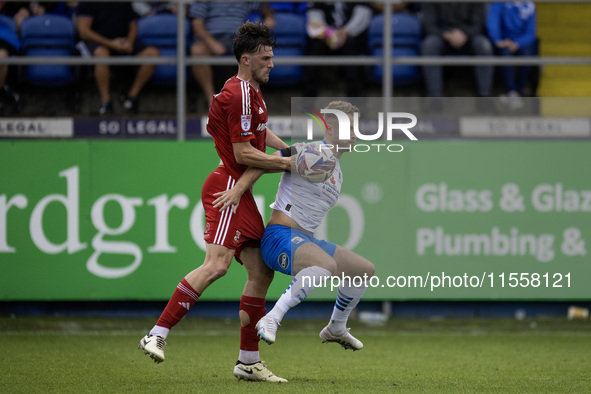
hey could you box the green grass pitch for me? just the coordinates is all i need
[1,316,590,393]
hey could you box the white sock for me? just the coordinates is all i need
[238,350,260,364]
[328,283,367,335]
[149,325,170,339]
[267,266,332,322]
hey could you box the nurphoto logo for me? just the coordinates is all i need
[304,108,418,153]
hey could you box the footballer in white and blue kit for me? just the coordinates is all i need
[254,101,375,352]
[261,140,343,275]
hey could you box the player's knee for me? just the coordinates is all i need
[202,258,230,281]
[325,260,338,276]
[365,261,376,278]
[320,256,338,275]
[209,264,228,281]
[355,257,375,278]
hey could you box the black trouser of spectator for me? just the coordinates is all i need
[303,33,367,97]
[421,33,494,97]
[498,43,537,95]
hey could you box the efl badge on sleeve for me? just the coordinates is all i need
[241,115,252,131]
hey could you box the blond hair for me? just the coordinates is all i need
[324,100,360,130]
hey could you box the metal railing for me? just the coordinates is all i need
[2,0,591,140]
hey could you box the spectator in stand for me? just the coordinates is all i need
[6,2,78,22]
[421,3,494,98]
[188,2,274,108]
[76,2,160,115]
[0,4,22,110]
[1,2,79,112]
[303,2,372,97]
[487,1,537,109]
[2,2,33,33]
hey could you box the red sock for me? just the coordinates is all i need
[156,279,200,329]
[239,295,266,351]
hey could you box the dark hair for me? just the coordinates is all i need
[233,22,276,62]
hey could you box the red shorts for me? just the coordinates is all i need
[202,166,264,263]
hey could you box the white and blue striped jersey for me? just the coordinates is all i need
[270,142,343,233]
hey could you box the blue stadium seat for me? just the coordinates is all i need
[19,15,76,87]
[268,2,307,14]
[267,13,306,87]
[368,13,422,86]
[0,14,17,32]
[137,14,190,87]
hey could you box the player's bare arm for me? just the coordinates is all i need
[233,141,290,171]
[266,128,289,151]
[214,151,287,213]
[213,168,262,213]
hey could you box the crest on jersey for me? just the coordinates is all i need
[278,253,289,270]
[241,115,252,131]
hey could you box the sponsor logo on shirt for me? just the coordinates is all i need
[278,252,290,270]
[291,236,304,244]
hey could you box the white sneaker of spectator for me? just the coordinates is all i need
[500,91,525,111]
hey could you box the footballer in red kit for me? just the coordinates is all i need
[202,76,270,259]
[139,22,291,383]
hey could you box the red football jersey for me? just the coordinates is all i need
[207,75,268,180]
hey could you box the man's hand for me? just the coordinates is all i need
[496,39,519,54]
[213,187,244,213]
[120,38,133,53]
[326,28,347,50]
[307,20,327,39]
[111,38,133,54]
